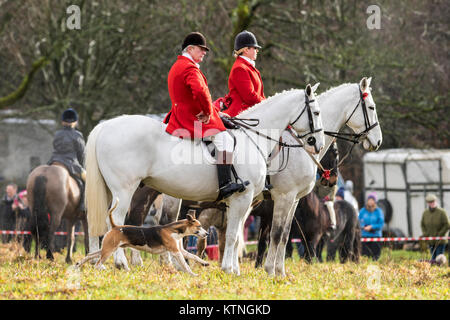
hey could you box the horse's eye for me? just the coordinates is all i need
[314,111,320,116]
[368,106,375,110]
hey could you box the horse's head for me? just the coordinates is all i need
[346,77,382,151]
[290,83,325,154]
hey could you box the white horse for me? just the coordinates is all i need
[264,77,382,276]
[140,77,382,276]
[85,83,325,274]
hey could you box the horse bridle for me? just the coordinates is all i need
[324,86,379,144]
[231,91,322,149]
[289,93,323,146]
[322,86,380,167]
[228,91,324,174]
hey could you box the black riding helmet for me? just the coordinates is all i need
[182,32,210,51]
[234,30,261,51]
[61,108,78,123]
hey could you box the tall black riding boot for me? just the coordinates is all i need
[75,177,86,213]
[216,164,247,201]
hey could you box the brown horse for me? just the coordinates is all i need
[26,163,89,263]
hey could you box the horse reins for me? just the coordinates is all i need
[322,86,379,167]
[229,92,322,174]
[324,87,379,144]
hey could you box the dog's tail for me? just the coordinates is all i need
[108,198,120,229]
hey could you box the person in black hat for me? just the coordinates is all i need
[164,32,248,201]
[218,30,265,118]
[48,108,86,211]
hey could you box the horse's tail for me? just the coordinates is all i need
[32,175,49,249]
[85,122,111,237]
[108,198,119,229]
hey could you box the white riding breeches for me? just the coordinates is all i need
[325,201,336,227]
[210,130,234,153]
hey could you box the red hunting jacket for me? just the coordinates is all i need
[165,56,226,139]
[223,56,265,117]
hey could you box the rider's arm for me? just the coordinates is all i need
[184,67,213,116]
[75,132,86,166]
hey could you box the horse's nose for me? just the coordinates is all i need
[377,140,381,147]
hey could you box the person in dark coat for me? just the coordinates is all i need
[0,183,18,243]
[47,108,86,211]
[421,194,449,264]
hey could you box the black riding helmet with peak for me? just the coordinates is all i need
[182,32,210,51]
[61,108,78,123]
[234,30,261,51]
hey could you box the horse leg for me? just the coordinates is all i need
[130,248,144,267]
[197,237,207,259]
[255,216,270,268]
[285,230,294,259]
[81,217,89,255]
[274,198,298,276]
[215,228,225,263]
[110,189,136,271]
[341,233,353,264]
[316,237,325,263]
[327,237,339,262]
[221,195,253,275]
[159,195,182,269]
[65,219,76,264]
[309,233,323,263]
[197,212,213,259]
[88,236,100,264]
[264,193,297,276]
[46,214,63,261]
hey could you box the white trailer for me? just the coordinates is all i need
[363,148,450,237]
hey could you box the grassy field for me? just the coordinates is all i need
[0,241,448,300]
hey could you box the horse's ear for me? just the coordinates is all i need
[360,77,368,92]
[311,82,320,94]
[305,84,312,97]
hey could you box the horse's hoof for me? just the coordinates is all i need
[264,267,275,276]
[221,266,234,274]
[95,264,106,271]
[130,254,143,267]
[275,269,286,277]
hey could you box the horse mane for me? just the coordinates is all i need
[236,88,303,118]
[318,83,357,101]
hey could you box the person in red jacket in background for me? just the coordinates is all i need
[217,30,265,117]
[164,32,247,200]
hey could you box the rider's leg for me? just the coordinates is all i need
[325,201,336,230]
[212,131,247,200]
[74,174,86,212]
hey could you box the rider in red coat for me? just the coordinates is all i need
[165,51,225,139]
[164,32,247,200]
[220,31,265,117]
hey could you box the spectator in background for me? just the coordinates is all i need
[420,194,449,264]
[335,187,345,201]
[1,183,18,243]
[359,192,384,261]
[12,190,32,251]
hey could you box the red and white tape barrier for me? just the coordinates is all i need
[1,230,447,247]
[0,230,84,236]
[187,236,450,250]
